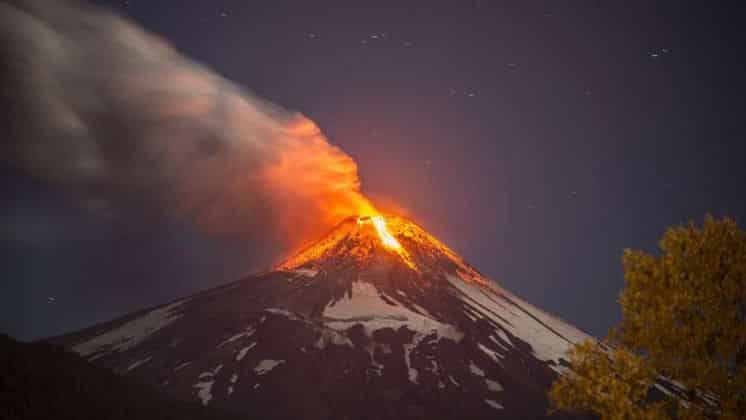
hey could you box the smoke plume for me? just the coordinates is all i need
[0,0,376,252]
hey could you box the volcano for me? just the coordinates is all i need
[54,215,593,419]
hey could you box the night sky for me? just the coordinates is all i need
[3,0,746,341]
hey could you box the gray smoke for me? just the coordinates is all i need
[0,0,374,250]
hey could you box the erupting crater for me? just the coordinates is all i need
[278,214,482,278]
[55,213,598,420]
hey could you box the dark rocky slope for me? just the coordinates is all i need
[53,216,595,419]
[0,334,242,420]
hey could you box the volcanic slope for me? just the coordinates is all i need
[55,216,594,419]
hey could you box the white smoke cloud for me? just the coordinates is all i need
[0,0,375,251]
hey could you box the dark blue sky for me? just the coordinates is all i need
[3,0,745,340]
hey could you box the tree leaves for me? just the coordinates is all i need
[550,216,746,419]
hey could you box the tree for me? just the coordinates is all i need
[550,215,746,419]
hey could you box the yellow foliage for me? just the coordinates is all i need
[550,216,746,419]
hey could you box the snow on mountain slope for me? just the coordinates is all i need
[55,216,594,420]
[72,299,189,360]
[323,281,462,342]
[446,273,586,371]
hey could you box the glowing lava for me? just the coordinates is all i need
[283,214,469,274]
[357,215,416,270]
[369,215,403,250]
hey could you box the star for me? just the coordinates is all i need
[649,48,671,60]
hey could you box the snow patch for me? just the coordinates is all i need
[217,326,256,347]
[254,359,285,375]
[236,342,256,361]
[314,329,353,349]
[323,281,462,384]
[226,374,238,396]
[477,343,503,362]
[425,357,439,375]
[265,308,302,321]
[469,361,485,377]
[291,268,318,277]
[324,281,463,341]
[125,356,152,372]
[447,274,592,371]
[367,349,384,376]
[486,379,503,392]
[485,399,503,410]
[448,375,461,386]
[404,341,419,383]
[495,329,512,346]
[408,301,434,318]
[198,364,223,379]
[193,380,215,406]
[193,365,222,407]
[463,309,478,322]
[72,299,187,359]
[174,361,191,371]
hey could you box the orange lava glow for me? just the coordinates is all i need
[258,116,379,250]
[357,215,417,270]
[253,117,413,265]
[279,214,488,282]
[361,215,402,250]
[257,117,419,272]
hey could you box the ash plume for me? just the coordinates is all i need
[0,0,375,250]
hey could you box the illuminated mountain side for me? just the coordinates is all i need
[280,215,488,284]
[55,215,594,420]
